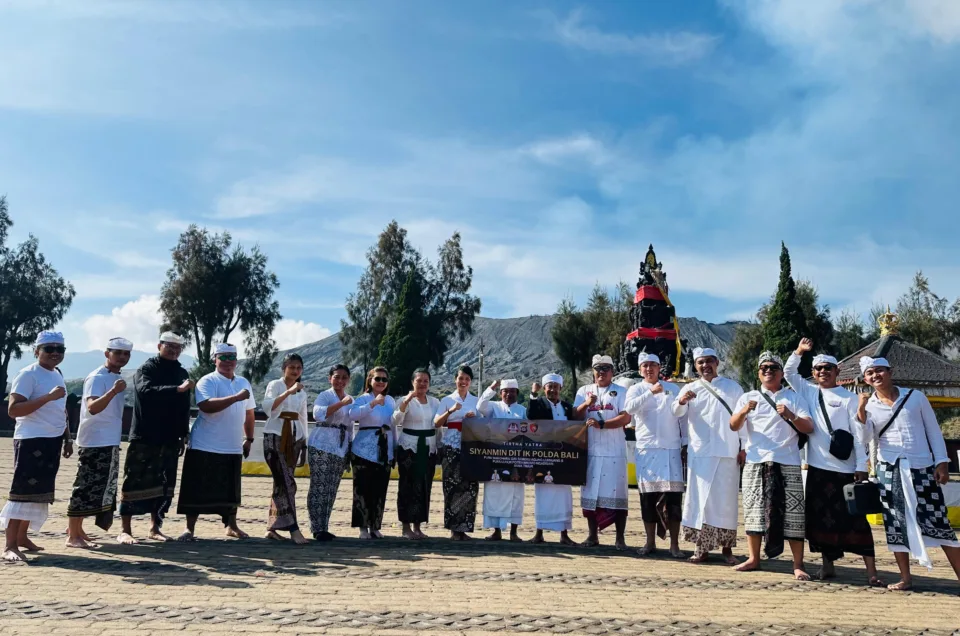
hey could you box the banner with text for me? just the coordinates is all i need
[461,417,588,485]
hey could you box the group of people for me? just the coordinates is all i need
[1,331,959,593]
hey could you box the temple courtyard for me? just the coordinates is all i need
[0,438,958,636]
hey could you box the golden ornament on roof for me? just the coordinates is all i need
[878,307,900,336]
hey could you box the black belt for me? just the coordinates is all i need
[318,421,348,447]
[402,429,436,480]
[359,425,390,465]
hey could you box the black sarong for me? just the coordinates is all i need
[67,445,120,530]
[441,446,477,533]
[176,449,242,524]
[805,465,875,560]
[397,446,436,524]
[640,492,683,540]
[118,440,180,524]
[9,436,63,503]
[351,455,390,529]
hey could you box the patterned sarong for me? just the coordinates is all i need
[176,449,242,524]
[441,446,478,533]
[264,433,303,532]
[351,455,390,530]
[67,445,120,530]
[8,436,63,503]
[118,441,180,525]
[742,461,804,558]
[397,446,436,524]
[805,465,875,560]
[307,448,346,535]
[877,459,959,568]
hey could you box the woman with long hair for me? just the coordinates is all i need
[261,353,309,544]
[434,365,479,540]
[392,368,440,540]
[347,367,395,539]
[308,364,353,541]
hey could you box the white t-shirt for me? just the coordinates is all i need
[735,387,811,466]
[189,371,257,455]
[574,383,628,457]
[76,366,126,448]
[10,362,67,439]
[262,379,308,441]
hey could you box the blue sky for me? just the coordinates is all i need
[2,0,959,355]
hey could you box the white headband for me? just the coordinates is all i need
[859,356,890,374]
[693,347,718,361]
[35,331,65,347]
[591,354,614,368]
[500,379,519,391]
[542,373,563,387]
[758,351,783,368]
[107,337,133,352]
[638,353,661,366]
[213,343,238,358]
[812,354,838,367]
[159,331,184,345]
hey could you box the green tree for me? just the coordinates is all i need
[728,322,764,389]
[895,271,956,354]
[0,196,76,391]
[762,242,807,362]
[551,298,595,395]
[159,225,280,383]
[832,308,869,359]
[375,270,430,396]
[421,232,483,368]
[583,281,632,367]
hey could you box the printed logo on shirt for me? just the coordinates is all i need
[587,404,615,412]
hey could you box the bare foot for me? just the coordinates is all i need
[668,547,684,559]
[116,532,139,545]
[815,565,836,581]
[291,530,309,545]
[148,529,172,542]
[359,529,371,540]
[509,532,524,543]
[722,548,738,565]
[20,538,43,552]
[265,530,288,541]
[176,531,196,542]
[485,530,502,541]
[887,579,912,591]
[794,568,811,581]
[580,537,600,548]
[615,538,629,551]
[372,530,384,539]
[401,529,418,540]
[2,548,28,563]
[636,545,656,556]
[734,559,761,572]
[530,531,545,544]
[689,553,709,564]
[559,533,576,546]
[65,536,99,549]
[415,530,429,540]
[225,527,249,539]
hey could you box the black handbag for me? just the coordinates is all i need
[818,390,853,461]
[759,391,807,450]
[841,389,914,516]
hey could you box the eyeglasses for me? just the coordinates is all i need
[813,365,836,372]
[373,376,389,383]
[160,342,182,350]
[217,354,238,361]
[41,345,66,354]
[594,365,613,373]
[759,365,781,372]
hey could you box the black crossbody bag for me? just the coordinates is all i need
[818,390,854,461]
[758,391,807,450]
[842,389,914,516]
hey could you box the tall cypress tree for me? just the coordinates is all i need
[762,242,807,370]
[375,270,430,396]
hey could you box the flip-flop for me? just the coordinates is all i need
[636,546,656,556]
[868,576,886,588]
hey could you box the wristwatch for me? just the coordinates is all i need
[245,437,254,443]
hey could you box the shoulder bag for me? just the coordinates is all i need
[758,390,807,450]
[818,390,853,461]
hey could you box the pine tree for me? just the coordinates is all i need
[375,270,430,396]
[762,242,807,368]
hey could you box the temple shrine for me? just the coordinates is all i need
[618,245,688,379]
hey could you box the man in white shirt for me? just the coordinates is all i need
[574,355,631,550]
[785,339,881,585]
[65,337,133,549]
[731,351,814,580]
[1,331,71,563]
[859,356,960,591]
[527,373,576,546]
[176,343,256,541]
[477,378,526,541]
[626,353,685,558]
[672,347,744,564]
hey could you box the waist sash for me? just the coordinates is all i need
[277,411,301,465]
[358,425,390,465]
[446,421,463,431]
[402,428,436,480]
[318,421,348,447]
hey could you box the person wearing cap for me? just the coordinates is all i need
[625,353,685,558]
[176,343,256,541]
[731,351,814,580]
[785,339,881,585]
[477,378,527,541]
[527,373,575,545]
[574,355,631,550]
[117,331,194,544]
[1,331,71,562]
[434,364,480,541]
[858,356,960,591]
[65,337,133,549]
[672,347,744,564]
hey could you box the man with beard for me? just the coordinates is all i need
[527,373,575,545]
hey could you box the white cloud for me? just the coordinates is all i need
[520,134,610,167]
[549,8,719,64]
[271,319,333,351]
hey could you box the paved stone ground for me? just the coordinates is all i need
[1,439,958,635]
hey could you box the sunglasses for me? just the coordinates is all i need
[217,354,238,361]
[594,365,613,373]
[759,365,781,372]
[373,376,389,383]
[813,365,836,372]
[41,345,66,354]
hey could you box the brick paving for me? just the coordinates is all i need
[1,438,958,635]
